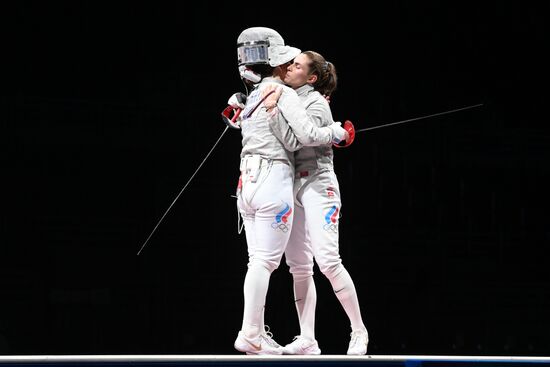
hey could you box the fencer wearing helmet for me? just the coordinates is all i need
[266,51,369,355]
[232,27,348,355]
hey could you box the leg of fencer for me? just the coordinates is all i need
[285,203,316,340]
[324,264,367,333]
[241,262,272,338]
[302,174,367,333]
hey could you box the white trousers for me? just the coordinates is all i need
[237,158,295,272]
[284,169,367,337]
[285,169,342,276]
[236,157,295,336]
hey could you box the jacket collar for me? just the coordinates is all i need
[295,83,314,96]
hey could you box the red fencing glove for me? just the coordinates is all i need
[333,120,355,148]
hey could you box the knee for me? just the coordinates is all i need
[320,262,344,281]
[288,265,314,282]
[249,258,279,274]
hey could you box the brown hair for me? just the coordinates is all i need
[303,51,338,96]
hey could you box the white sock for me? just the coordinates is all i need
[293,274,317,340]
[241,263,271,338]
[328,266,367,332]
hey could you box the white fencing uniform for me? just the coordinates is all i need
[280,84,368,344]
[281,84,342,275]
[237,77,342,339]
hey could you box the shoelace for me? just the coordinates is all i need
[263,325,274,338]
[262,325,279,347]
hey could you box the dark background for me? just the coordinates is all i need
[3,0,550,356]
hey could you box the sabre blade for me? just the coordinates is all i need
[355,103,484,133]
[137,126,230,256]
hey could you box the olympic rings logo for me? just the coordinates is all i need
[323,223,338,233]
[271,222,290,232]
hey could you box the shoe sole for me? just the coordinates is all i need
[235,343,283,355]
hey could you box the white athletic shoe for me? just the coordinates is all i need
[234,331,283,355]
[262,325,281,348]
[282,335,321,355]
[347,329,369,355]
